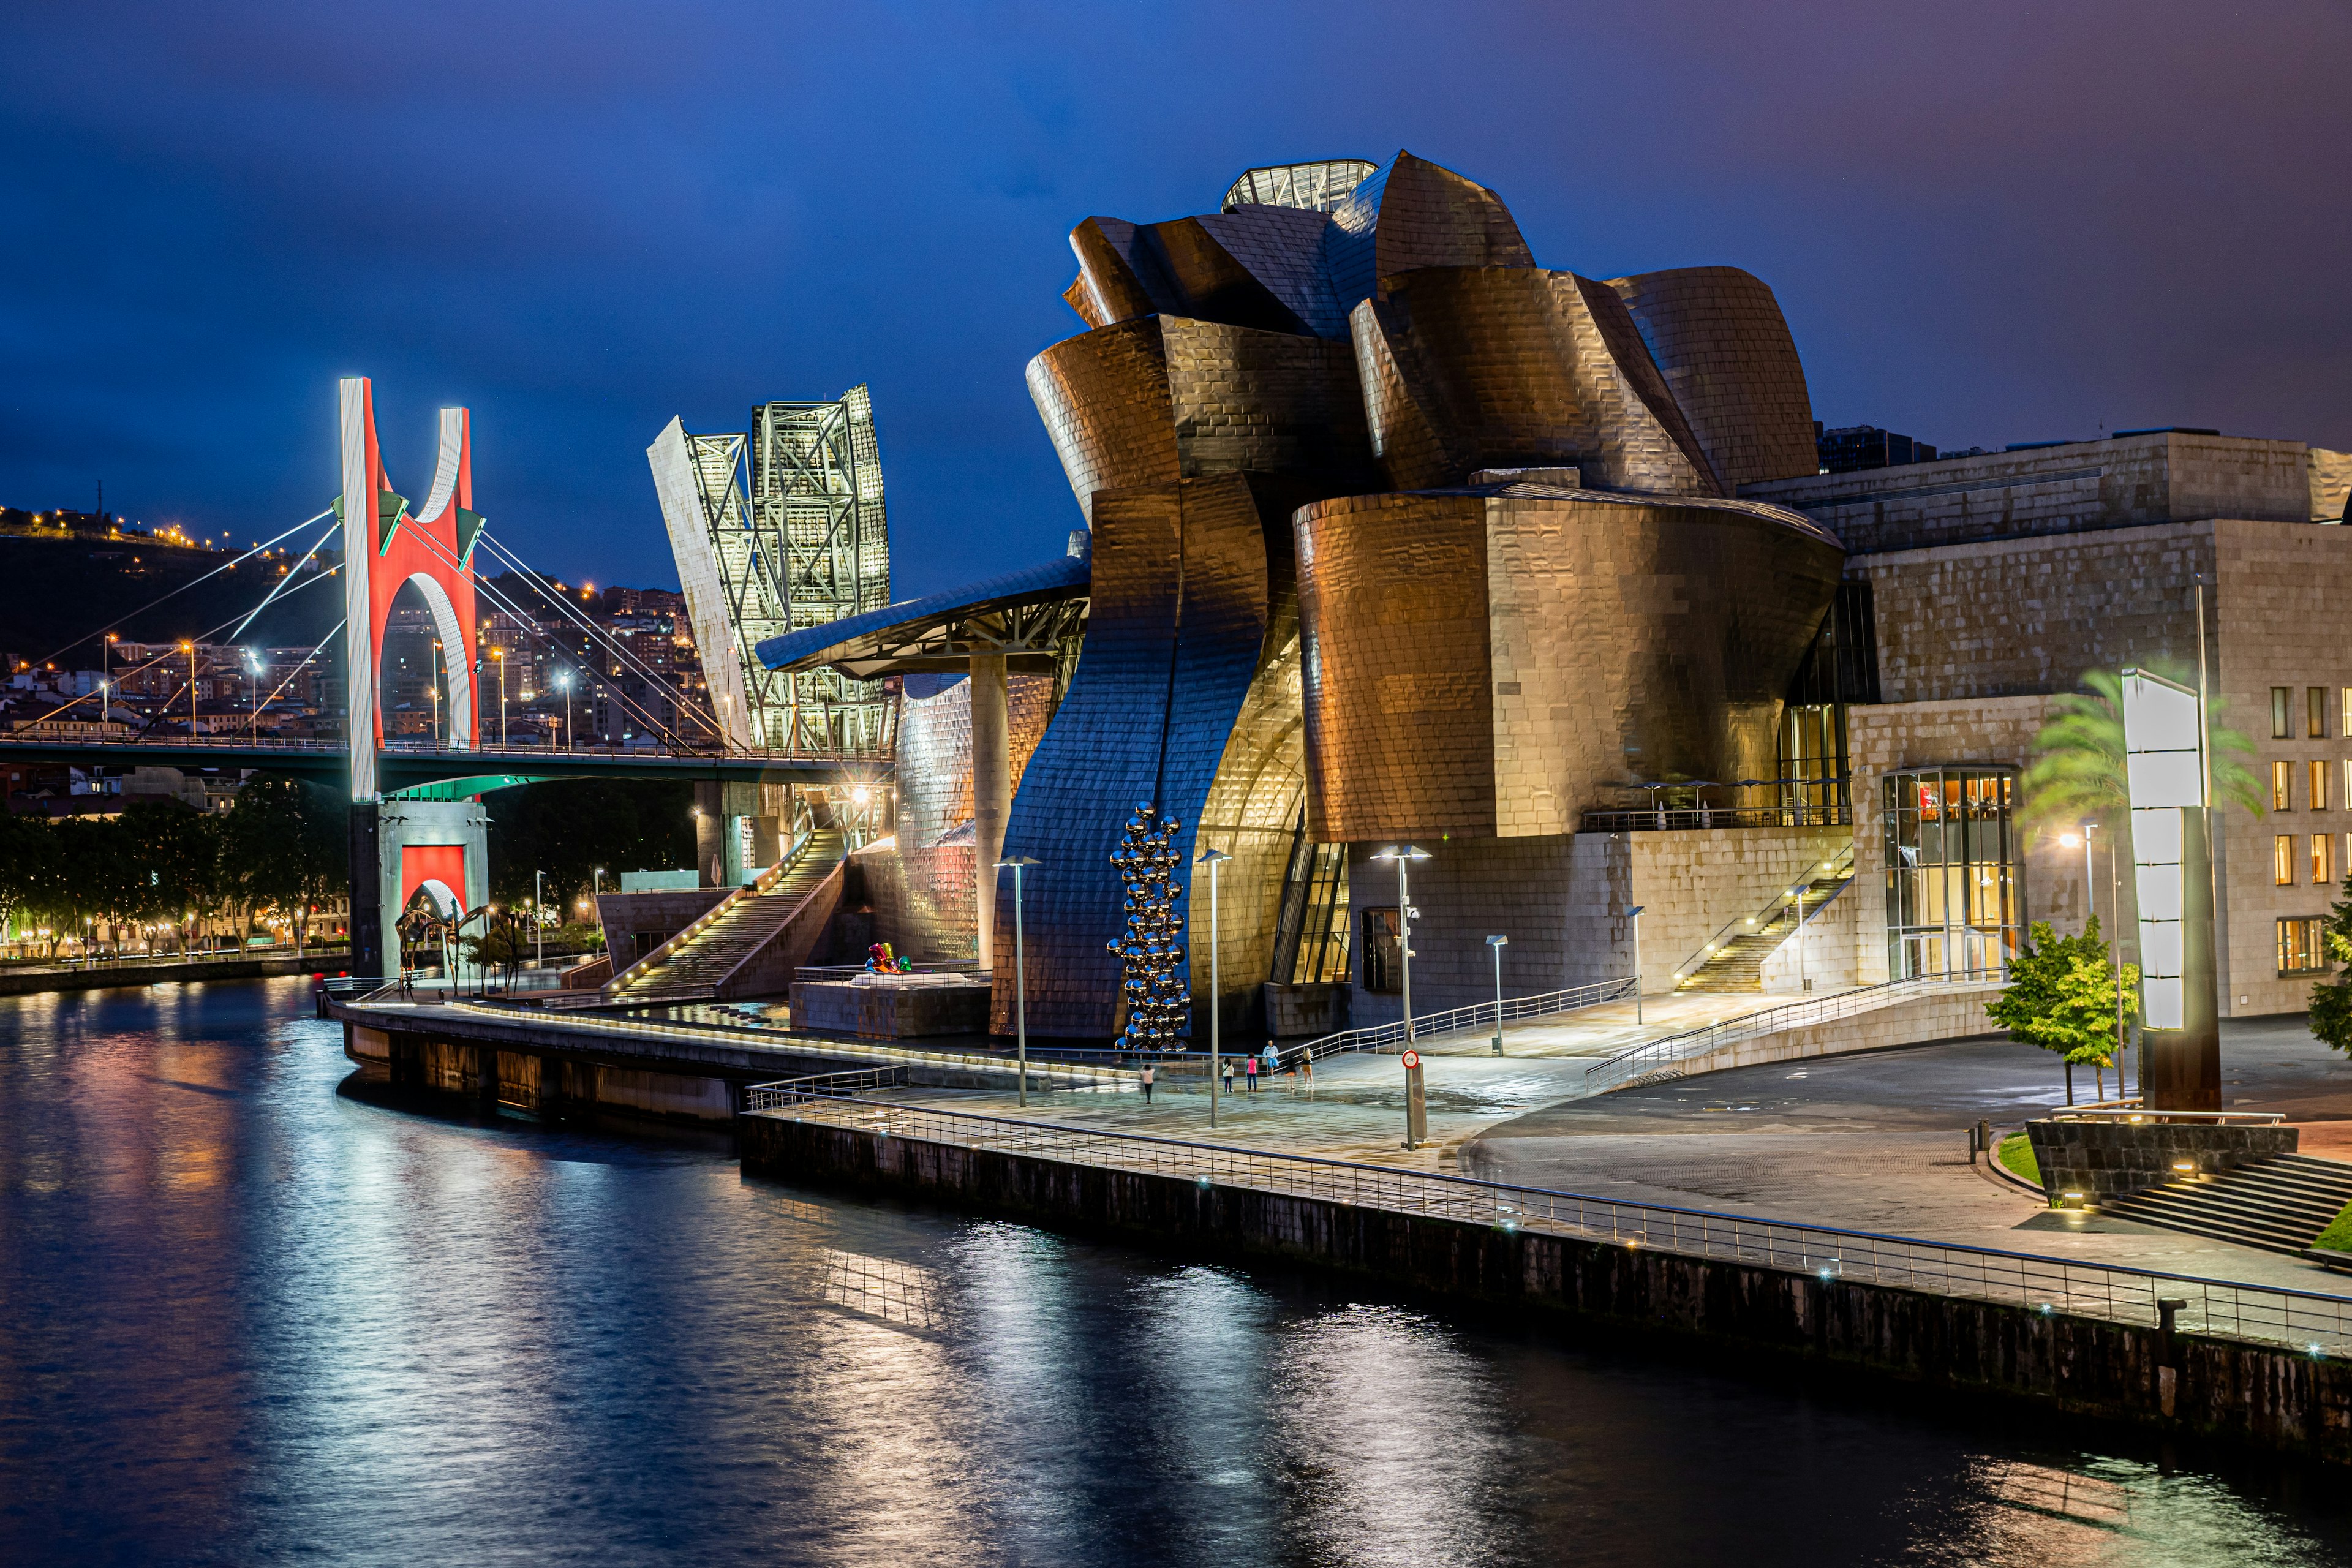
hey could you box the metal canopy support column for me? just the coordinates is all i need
[971,652,1011,970]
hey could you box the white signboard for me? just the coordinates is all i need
[2121,669,2204,1030]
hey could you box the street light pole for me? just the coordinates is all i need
[181,641,196,734]
[1486,933,1509,1054]
[1626,905,1647,1025]
[1370,846,1430,1046]
[997,856,1039,1107]
[534,869,545,973]
[492,646,507,747]
[1198,846,1231,1128]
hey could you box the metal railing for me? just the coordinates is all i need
[1672,845,1855,984]
[1286,976,1640,1065]
[1581,970,2004,1095]
[0,729,886,764]
[606,825,822,995]
[1580,804,1852,832]
[755,1089,2352,1353]
[2054,1108,2289,1126]
[744,1065,910,1111]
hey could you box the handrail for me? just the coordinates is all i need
[605,826,820,995]
[0,731,891,764]
[744,1065,909,1111]
[1285,976,1639,1066]
[1581,970,2004,1094]
[1672,844,1855,984]
[754,1089,2352,1352]
[796,963,992,982]
[2055,1108,2288,1126]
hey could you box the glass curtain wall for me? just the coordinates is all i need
[1884,767,2023,979]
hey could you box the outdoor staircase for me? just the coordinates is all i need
[605,829,846,1005]
[1675,850,1856,994]
[2097,1154,2352,1255]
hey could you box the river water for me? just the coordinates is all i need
[4,978,2352,1566]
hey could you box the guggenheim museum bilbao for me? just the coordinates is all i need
[755,149,2352,1046]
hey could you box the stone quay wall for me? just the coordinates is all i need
[740,1111,2352,1464]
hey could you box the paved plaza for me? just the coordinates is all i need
[888,1010,2352,1298]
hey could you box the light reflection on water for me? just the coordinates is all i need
[1,978,2350,1566]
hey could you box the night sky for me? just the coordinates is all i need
[4,2,2347,602]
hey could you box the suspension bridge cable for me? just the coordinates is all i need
[396,522,728,752]
[467,530,735,741]
[23,510,331,671]
[226,516,341,643]
[249,618,346,731]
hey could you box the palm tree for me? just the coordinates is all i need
[2020,668,2263,839]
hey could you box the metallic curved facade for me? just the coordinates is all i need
[1607,266,1819,489]
[842,145,1857,1039]
[1296,485,1845,843]
[1352,268,1721,494]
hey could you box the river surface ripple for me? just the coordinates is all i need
[3,978,2352,1566]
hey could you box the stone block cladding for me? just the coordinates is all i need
[2026,1120,2300,1202]
[1346,824,1849,1023]
[1746,432,2316,556]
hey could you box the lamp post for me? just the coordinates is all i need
[1198,846,1231,1127]
[245,649,261,740]
[429,639,442,744]
[1626,905,1647,1025]
[181,641,196,734]
[558,669,573,753]
[1486,933,1509,1054]
[533,869,545,974]
[997,856,1039,1107]
[1370,845,1430,1046]
[491,646,507,747]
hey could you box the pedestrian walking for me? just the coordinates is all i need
[1262,1043,1280,1084]
[1221,1059,1235,1098]
[1140,1061,1155,1105]
[1245,1054,1258,1093]
[1301,1053,1314,1096]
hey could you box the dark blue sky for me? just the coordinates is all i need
[4,1,2347,601]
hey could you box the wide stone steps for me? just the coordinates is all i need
[611,832,846,1001]
[1676,872,1850,995]
[2098,1154,2352,1254]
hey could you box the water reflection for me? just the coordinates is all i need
[1,978,2350,1566]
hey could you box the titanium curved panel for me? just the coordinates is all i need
[1027,318,1182,522]
[1327,150,1534,311]
[1296,487,1843,842]
[990,473,1274,1038]
[1349,269,1718,494]
[1191,206,1348,339]
[1608,266,1819,489]
[1161,318,1373,488]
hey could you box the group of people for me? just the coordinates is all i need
[1136,1043,1311,1105]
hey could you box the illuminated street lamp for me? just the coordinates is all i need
[1486,933,1509,1054]
[557,668,574,753]
[1369,845,1430,1046]
[1197,846,1231,1128]
[491,645,507,747]
[997,855,1039,1106]
[179,641,196,734]
[244,648,262,740]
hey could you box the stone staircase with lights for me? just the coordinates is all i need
[2097,1153,2352,1255]
[1674,849,1856,994]
[604,830,847,1005]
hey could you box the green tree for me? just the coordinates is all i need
[2021,667,2263,837]
[121,800,221,954]
[0,812,58,951]
[2309,870,2352,1053]
[222,775,347,954]
[1987,916,2143,1099]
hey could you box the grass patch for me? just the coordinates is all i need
[2314,1201,2352,1254]
[1996,1132,2041,1187]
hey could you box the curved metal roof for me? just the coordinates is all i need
[754,545,1090,679]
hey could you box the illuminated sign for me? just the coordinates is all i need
[2121,669,2204,1029]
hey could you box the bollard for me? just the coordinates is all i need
[1401,1050,1428,1150]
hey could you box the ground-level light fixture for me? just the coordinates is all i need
[1485,933,1509,1054]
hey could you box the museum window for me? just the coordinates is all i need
[1882,767,2022,980]
[2278,916,2328,977]
[1284,843,1352,986]
[1360,907,1401,993]
[2277,835,2296,885]
[2313,687,2332,739]
[2342,688,2351,740]
[2273,760,2293,810]
[2316,761,2332,811]
[2318,834,2335,886]
[2274,687,2294,739]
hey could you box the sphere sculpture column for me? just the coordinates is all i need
[1107,804,1191,1051]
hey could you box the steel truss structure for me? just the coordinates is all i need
[649,386,893,756]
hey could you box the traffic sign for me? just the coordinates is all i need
[1401,1049,1420,1070]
